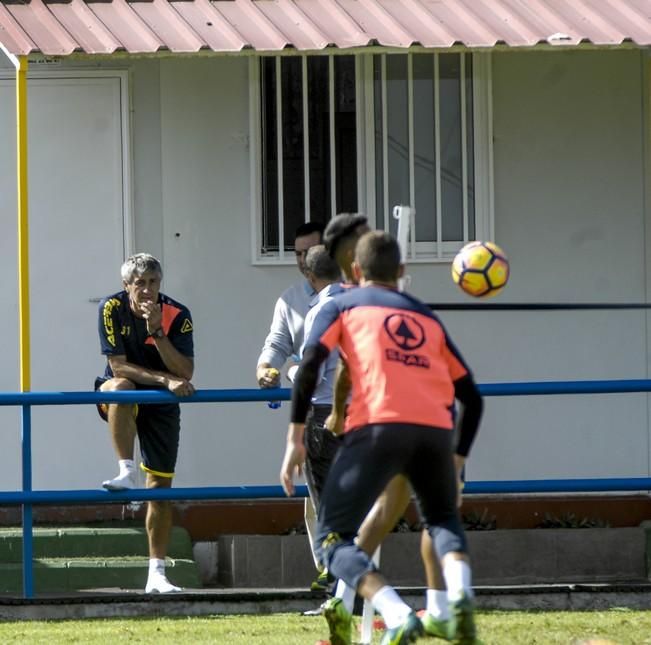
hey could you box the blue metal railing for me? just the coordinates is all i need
[3,380,651,598]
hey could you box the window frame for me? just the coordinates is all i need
[249,51,494,265]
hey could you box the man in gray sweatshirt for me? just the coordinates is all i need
[256,221,324,387]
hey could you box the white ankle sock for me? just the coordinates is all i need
[118,459,135,477]
[443,559,473,602]
[149,558,166,577]
[371,585,412,629]
[335,580,356,614]
[426,589,450,619]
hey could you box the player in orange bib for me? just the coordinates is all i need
[281,231,483,644]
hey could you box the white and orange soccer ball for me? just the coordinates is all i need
[451,241,510,298]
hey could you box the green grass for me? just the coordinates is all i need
[0,610,650,644]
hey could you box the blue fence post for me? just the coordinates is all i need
[21,404,33,599]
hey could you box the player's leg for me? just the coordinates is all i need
[304,406,335,591]
[307,405,343,594]
[304,497,321,570]
[97,377,138,490]
[408,425,477,644]
[144,472,180,593]
[356,474,449,637]
[354,475,412,641]
[357,571,424,645]
[420,529,451,638]
[357,475,410,554]
[317,425,422,645]
[303,438,322,577]
[139,404,182,593]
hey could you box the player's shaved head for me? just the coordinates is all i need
[323,213,370,281]
[334,235,360,273]
[355,231,401,283]
[328,218,370,280]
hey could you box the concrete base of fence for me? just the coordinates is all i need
[3,584,651,620]
[193,527,650,588]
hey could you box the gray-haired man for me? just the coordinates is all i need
[298,245,346,576]
[95,252,195,593]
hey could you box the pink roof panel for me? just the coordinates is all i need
[171,0,247,52]
[87,0,163,53]
[6,0,79,55]
[0,3,36,56]
[0,0,649,57]
[48,0,121,55]
[212,0,290,51]
[130,0,203,52]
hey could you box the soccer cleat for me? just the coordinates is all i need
[302,602,326,616]
[447,594,478,644]
[145,572,182,594]
[419,611,450,640]
[322,597,353,645]
[379,611,424,645]
[102,471,136,491]
[310,568,331,592]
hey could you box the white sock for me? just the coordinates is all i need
[118,459,135,477]
[443,559,473,602]
[371,585,412,629]
[335,579,356,614]
[149,558,166,577]
[426,589,450,620]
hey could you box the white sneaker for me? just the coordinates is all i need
[102,471,137,491]
[145,572,182,594]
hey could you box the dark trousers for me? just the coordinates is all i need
[316,423,467,590]
[304,404,342,511]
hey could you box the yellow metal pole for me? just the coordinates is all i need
[16,56,30,392]
[9,51,35,599]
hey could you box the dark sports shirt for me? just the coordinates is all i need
[292,285,482,455]
[98,291,194,384]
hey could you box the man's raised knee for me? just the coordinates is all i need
[101,377,136,392]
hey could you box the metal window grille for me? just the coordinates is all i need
[371,52,479,259]
[255,55,357,260]
[252,52,492,263]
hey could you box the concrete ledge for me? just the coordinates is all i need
[470,527,647,585]
[2,584,651,620]
[215,535,313,587]
[205,527,649,588]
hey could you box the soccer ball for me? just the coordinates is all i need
[451,241,510,297]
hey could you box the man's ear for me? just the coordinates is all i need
[352,262,363,283]
[398,263,405,279]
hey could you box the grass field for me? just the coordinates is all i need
[0,610,650,644]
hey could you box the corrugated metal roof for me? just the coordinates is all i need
[0,0,649,57]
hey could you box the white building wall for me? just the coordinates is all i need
[0,48,648,490]
[454,49,650,481]
[156,57,294,486]
[154,50,650,486]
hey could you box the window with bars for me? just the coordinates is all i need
[251,52,492,263]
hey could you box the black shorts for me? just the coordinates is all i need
[317,422,460,548]
[94,377,180,477]
[304,405,342,510]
